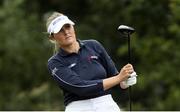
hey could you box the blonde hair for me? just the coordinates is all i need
[46,12,63,54]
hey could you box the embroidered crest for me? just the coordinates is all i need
[52,67,58,76]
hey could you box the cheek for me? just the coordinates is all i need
[52,36,62,44]
[71,29,76,38]
[56,37,64,44]
[54,34,63,40]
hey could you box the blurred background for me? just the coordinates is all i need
[0,0,180,111]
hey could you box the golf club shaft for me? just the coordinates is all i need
[128,33,132,111]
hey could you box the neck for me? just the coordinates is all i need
[62,41,80,53]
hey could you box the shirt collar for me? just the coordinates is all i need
[58,39,85,57]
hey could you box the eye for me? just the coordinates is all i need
[59,28,63,32]
[59,24,72,33]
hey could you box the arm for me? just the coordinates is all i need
[48,60,132,96]
[103,63,133,90]
[48,60,104,97]
[103,75,121,90]
[89,40,133,90]
[92,40,118,77]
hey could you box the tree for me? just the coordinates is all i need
[0,0,180,110]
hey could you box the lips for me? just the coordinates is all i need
[65,36,71,38]
[64,35,73,40]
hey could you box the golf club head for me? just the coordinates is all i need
[118,25,135,35]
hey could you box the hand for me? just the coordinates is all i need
[117,63,134,81]
[120,72,137,89]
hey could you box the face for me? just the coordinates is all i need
[52,24,76,47]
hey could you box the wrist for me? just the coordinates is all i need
[116,73,123,82]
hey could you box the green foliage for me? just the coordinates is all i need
[0,0,179,111]
[0,0,64,110]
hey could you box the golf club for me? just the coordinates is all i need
[118,25,135,111]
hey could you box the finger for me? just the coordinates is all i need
[128,70,134,74]
[125,70,129,74]
[125,64,133,68]
[127,67,134,72]
[130,72,137,77]
[126,68,134,72]
[127,63,132,67]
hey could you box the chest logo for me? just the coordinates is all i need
[88,55,98,61]
[90,55,98,59]
[68,63,76,68]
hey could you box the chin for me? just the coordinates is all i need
[64,39,75,46]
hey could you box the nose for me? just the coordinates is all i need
[61,27,69,35]
[64,29,69,34]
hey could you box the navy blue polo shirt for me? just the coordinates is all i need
[47,39,118,106]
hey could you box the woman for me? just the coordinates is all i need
[46,12,137,112]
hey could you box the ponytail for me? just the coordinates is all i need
[45,12,63,54]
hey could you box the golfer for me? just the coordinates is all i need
[46,12,137,112]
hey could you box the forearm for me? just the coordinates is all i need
[103,63,134,90]
[103,75,122,91]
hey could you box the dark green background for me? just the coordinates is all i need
[0,0,179,111]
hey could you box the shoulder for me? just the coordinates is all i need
[47,53,61,66]
[48,54,58,62]
[81,39,103,48]
[80,39,105,54]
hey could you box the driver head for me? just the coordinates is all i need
[118,25,135,35]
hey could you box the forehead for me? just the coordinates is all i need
[61,24,72,30]
[58,24,73,33]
